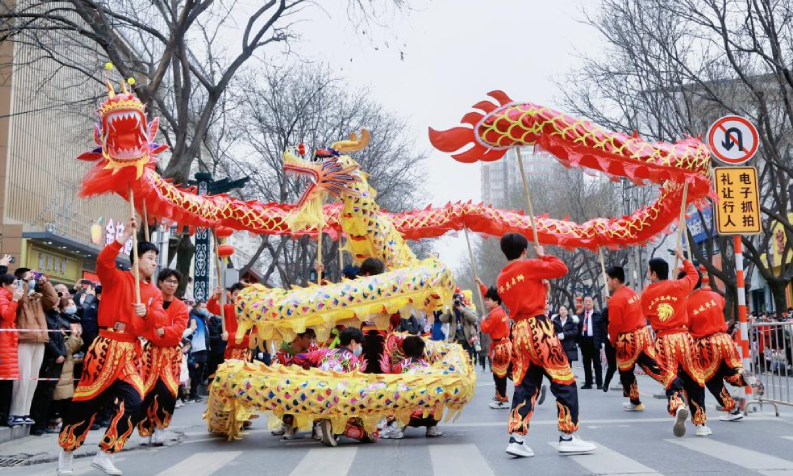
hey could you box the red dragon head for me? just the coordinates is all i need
[283,130,367,208]
[77,80,168,179]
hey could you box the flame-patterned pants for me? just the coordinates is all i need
[508,316,578,436]
[695,332,747,413]
[654,331,707,425]
[59,333,144,454]
[615,327,684,407]
[138,344,182,436]
[492,337,511,401]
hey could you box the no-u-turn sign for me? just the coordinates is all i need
[707,116,759,165]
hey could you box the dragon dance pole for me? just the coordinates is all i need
[338,237,344,278]
[464,228,485,313]
[317,230,323,285]
[515,149,541,250]
[598,248,610,299]
[672,182,690,273]
[142,200,150,242]
[213,231,227,335]
[128,188,141,305]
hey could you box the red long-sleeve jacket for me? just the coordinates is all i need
[479,283,510,341]
[0,288,19,379]
[96,241,166,338]
[497,255,567,321]
[640,259,698,335]
[207,294,250,350]
[607,285,645,343]
[687,289,727,339]
[146,297,189,347]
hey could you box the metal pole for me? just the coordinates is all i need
[213,231,226,334]
[734,235,752,399]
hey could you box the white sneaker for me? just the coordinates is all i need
[426,426,443,437]
[622,402,645,412]
[696,424,713,436]
[91,451,122,475]
[673,406,689,437]
[271,424,286,436]
[719,410,743,422]
[380,423,404,440]
[57,450,73,476]
[282,424,298,440]
[558,434,597,455]
[506,436,534,457]
[488,400,510,410]
[152,428,165,446]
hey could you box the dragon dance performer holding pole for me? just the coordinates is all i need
[475,277,512,410]
[137,268,189,446]
[640,248,709,438]
[684,267,757,422]
[604,266,689,427]
[208,283,252,361]
[498,233,596,458]
[57,217,166,476]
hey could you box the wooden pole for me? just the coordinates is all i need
[316,230,323,284]
[516,148,541,250]
[142,200,150,242]
[672,182,690,274]
[598,248,610,298]
[338,236,344,278]
[129,188,140,304]
[464,228,485,313]
[213,231,226,334]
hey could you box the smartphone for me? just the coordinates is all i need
[13,279,22,289]
[7,256,14,264]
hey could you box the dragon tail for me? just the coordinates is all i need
[428,90,514,163]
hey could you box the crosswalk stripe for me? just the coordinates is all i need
[667,439,793,476]
[782,436,793,442]
[155,450,241,476]
[429,444,495,476]
[451,415,779,428]
[289,447,357,476]
[547,441,662,475]
[22,455,127,476]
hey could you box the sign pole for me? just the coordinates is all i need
[734,235,753,400]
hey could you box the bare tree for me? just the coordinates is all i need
[564,0,793,315]
[223,63,427,286]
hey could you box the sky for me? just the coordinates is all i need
[284,0,603,268]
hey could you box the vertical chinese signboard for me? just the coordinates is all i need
[713,167,761,235]
[193,177,210,302]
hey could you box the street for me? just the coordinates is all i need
[2,365,792,476]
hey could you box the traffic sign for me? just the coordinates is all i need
[713,166,761,235]
[707,115,759,165]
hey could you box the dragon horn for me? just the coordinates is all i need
[120,80,128,95]
[332,129,370,153]
[105,80,116,99]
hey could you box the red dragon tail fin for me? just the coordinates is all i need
[428,90,513,163]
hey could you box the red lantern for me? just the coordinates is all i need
[216,227,233,238]
[297,143,306,155]
[218,244,235,258]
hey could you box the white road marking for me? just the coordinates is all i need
[429,444,495,476]
[289,447,357,476]
[22,456,127,476]
[668,439,793,476]
[547,441,662,476]
[450,415,778,427]
[155,450,241,476]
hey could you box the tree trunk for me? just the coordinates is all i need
[174,232,195,298]
[768,280,789,314]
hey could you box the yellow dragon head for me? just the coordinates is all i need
[283,130,368,209]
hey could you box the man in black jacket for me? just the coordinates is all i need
[578,295,605,389]
[206,312,226,379]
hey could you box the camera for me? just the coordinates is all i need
[32,271,44,281]
[452,293,464,307]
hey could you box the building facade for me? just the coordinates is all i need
[480,147,557,207]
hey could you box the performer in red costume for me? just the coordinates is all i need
[640,249,709,438]
[605,266,687,419]
[497,233,596,459]
[685,268,756,422]
[208,283,251,361]
[475,277,512,410]
[138,268,189,446]
[57,218,166,476]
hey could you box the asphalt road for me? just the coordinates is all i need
[4,365,793,476]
